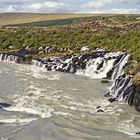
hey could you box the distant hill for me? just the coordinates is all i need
[0,13,113,26]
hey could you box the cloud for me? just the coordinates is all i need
[136,0,140,4]
[83,0,114,9]
[0,0,139,13]
[29,1,66,10]
[83,0,132,9]
[89,8,140,14]
[0,0,70,13]
[0,5,15,12]
[27,1,71,13]
[107,8,140,14]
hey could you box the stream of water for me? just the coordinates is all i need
[0,61,140,140]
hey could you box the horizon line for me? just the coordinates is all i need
[0,12,140,15]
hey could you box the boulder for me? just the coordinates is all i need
[133,85,140,112]
[80,46,90,52]
[0,102,11,109]
[133,72,140,85]
[136,132,140,135]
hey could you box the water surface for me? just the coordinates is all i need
[0,62,139,140]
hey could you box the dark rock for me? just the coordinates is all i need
[133,85,140,112]
[72,57,79,63]
[104,92,111,97]
[62,63,67,68]
[108,98,116,103]
[97,109,104,112]
[0,102,11,109]
[136,132,140,135]
[96,60,104,70]
[106,69,114,79]
[96,106,101,109]
[47,66,52,71]
[113,54,124,66]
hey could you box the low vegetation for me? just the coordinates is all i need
[0,14,140,83]
[0,15,140,60]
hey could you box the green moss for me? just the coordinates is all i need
[133,73,140,85]
[101,79,109,83]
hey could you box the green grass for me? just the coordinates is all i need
[0,14,140,61]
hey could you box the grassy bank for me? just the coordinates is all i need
[0,14,140,61]
[0,16,139,59]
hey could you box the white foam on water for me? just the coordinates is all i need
[0,117,37,124]
[3,84,57,121]
[54,111,70,116]
[116,118,140,136]
[31,59,45,68]
[5,106,54,119]
[47,74,62,81]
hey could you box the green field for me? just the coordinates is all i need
[0,14,139,59]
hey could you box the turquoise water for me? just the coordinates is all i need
[13,18,74,27]
[6,16,96,27]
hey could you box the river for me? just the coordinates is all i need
[0,61,140,140]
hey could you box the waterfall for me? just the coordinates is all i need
[29,52,130,81]
[0,54,19,62]
[76,57,115,79]
[0,51,138,112]
[111,54,131,79]
[31,59,46,69]
[0,52,130,80]
[76,52,129,79]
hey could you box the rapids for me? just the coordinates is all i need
[0,61,140,140]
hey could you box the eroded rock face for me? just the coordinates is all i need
[133,72,140,85]
[133,85,140,112]
[106,72,140,113]
[106,74,134,102]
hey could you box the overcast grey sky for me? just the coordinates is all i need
[0,0,140,13]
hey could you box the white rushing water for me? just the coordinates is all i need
[76,52,130,79]
[29,51,130,80]
[0,62,139,140]
[0,54,18,62]
[0,52,139,140]
[111,54,131,79]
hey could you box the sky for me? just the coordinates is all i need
[0,0,140,14]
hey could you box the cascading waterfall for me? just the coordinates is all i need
[0,54,19,62]
[30,52,130,80]
[75,52,130,79]
[106,74,134,102]
[111,54,131,80]
[1,51,138,111]
[31,59,45,68]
